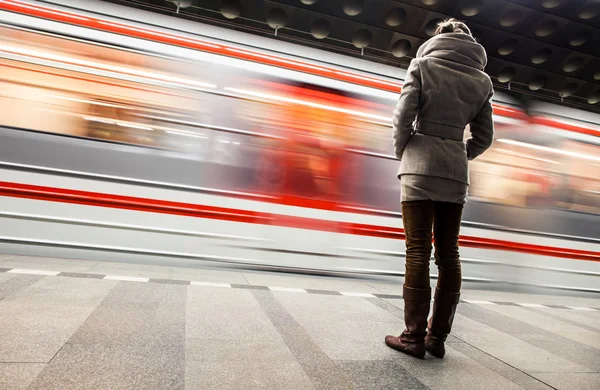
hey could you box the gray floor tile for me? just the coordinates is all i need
[58,272,105,279]
[172,267,248,284]
[395,346,526,390]
[0,363,46,390]
[298,319,403,361]
[452,313,593,373]
[231,284,269,290]
[148,278,190,285]
[336,360,428,390]
[186,286,280,341]
[458,301,600,372]
[459,303,545,334]
[134,343,185,390]
[186,338,291,361]
[0,277,116,363]
[372,297,404,317]
[29,343,183,390]
[241,272,322,289]
[0,274,43,301]
[276,293,399,323]
[306,289,342,295]
[531,373,600,390]
[0,273,16,282]
[28,281,186,389]
[535,307,600,332]
[460,289,600,308]
[450,342,553,390]
[383,297,405,310]
[297,360,357,390]
[515,333,600,373]
[364,281,404,295]
[314,336,405,361]
[274,292,405,361]
[309,278,382,293]
[544,304,569,309]
[373,293,403,299]
[186,337,314,389]
[68,282,186,346]
[492,301,520,306]
[485,304,600,350]
[251,290,356,390]
[186,359,314,390]
[88,262,174,279]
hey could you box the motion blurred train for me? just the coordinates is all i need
[0,0,598,291]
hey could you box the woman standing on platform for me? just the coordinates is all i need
[385,19,495,359]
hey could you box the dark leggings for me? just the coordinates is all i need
[402,200,463,292]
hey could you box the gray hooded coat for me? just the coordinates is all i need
[393,32,494,185]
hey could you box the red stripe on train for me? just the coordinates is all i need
[530,116,600,138]
[1,181,598,262]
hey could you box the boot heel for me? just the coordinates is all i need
[424,337,446,358]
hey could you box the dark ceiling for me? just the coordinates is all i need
[99,0,600,114]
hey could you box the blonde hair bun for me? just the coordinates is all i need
[434,18,472,37]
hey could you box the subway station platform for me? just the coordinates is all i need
[0,254,599,390]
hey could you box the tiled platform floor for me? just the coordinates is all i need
[0,254,599,390]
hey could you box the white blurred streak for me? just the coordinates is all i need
[83,116,153,130]
[497,139,600,162]
[0,0,91,21]
[0,44,217,90]
[116,121,153,131]
[494,148,561,165]
[225,48,331,72]
[224,87,391,124]
[98,21,222,49]
[83,116,114,124]
[166,130,207,139]
[51,96,132,109]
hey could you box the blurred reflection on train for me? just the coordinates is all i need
[2,24,598,220]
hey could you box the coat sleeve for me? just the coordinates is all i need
[466,87,494,161]
[393,60,421,160]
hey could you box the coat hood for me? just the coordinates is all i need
[416,33,487,70]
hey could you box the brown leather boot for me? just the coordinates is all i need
[385,285,431,359]
[424,288,461,358]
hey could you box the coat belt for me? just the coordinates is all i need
[413,121,464,141]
